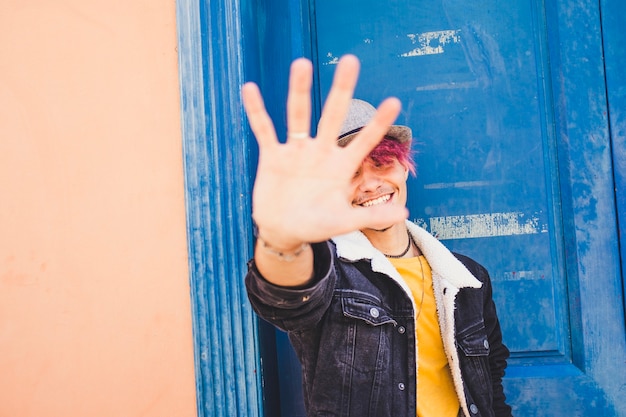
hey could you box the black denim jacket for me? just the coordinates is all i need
[246,223,512,417]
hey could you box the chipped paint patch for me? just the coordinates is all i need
[423,180,508,189]
[501,270,547,281]
[323,52,340,65]
[401,29,461,57]
[420,212,547,240]
[414,80,480,91]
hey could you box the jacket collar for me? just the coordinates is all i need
[331,220,482,290]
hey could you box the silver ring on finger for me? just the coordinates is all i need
[287,131,309,140]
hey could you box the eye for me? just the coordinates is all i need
[373,161,392,170]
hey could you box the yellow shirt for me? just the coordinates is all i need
[389,256,460,417]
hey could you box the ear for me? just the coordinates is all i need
[403,165,409,180]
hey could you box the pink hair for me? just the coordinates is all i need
[367,137,416,175]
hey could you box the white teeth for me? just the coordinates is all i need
[362,194,391,207]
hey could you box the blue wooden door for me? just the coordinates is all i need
[251,0,626,415]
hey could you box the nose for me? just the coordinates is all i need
[355,166,383,192]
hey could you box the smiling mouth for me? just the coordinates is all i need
[359,194,392,207]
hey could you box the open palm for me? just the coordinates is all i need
[242,55,408,249]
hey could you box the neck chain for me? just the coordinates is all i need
[383,229,414,258]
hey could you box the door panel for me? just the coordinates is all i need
[316,0,566,362]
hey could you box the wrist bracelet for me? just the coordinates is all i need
[257,235,310,262]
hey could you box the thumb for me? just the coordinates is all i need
[349,206,410,232]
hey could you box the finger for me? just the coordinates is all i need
[342,97,402,166]
[286,58,313,142]
[350,205,409,233]
[242,82,279,148]
[316,55,361,144]
[329,205,409,238]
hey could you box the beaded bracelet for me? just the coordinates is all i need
[257,235,310,262]
[253,222,310,262]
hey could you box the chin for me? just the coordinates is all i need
[367,225,393,233]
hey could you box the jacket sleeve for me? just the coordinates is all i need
[245,241,337,332]
[455,254,513,417]
[481,266,513,417]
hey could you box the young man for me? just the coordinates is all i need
[242,55,512,417]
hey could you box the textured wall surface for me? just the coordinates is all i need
[0,1,197,416]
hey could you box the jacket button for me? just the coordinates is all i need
[483,339,489,349]
[398,382,405,391]
[397,325,406,334]
[470,403,479,414]
[369,307,380,318]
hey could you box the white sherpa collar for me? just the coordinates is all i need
[331,220,482,290]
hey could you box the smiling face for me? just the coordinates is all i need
[350,156,410,232]
[348,137,415,233]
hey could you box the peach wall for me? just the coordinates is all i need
[0,1,197,416]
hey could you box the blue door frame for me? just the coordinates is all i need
[175,0,262,415]
[176,0,626,416]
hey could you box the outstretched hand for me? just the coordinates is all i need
[242,55,408,250]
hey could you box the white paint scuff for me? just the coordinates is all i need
[502,270,547,281]
[401,29,461,57]
[323,53,340,65]
[423,180,508,190]
[422,211,547,240]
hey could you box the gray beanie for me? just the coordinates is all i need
[336,99,412,147]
